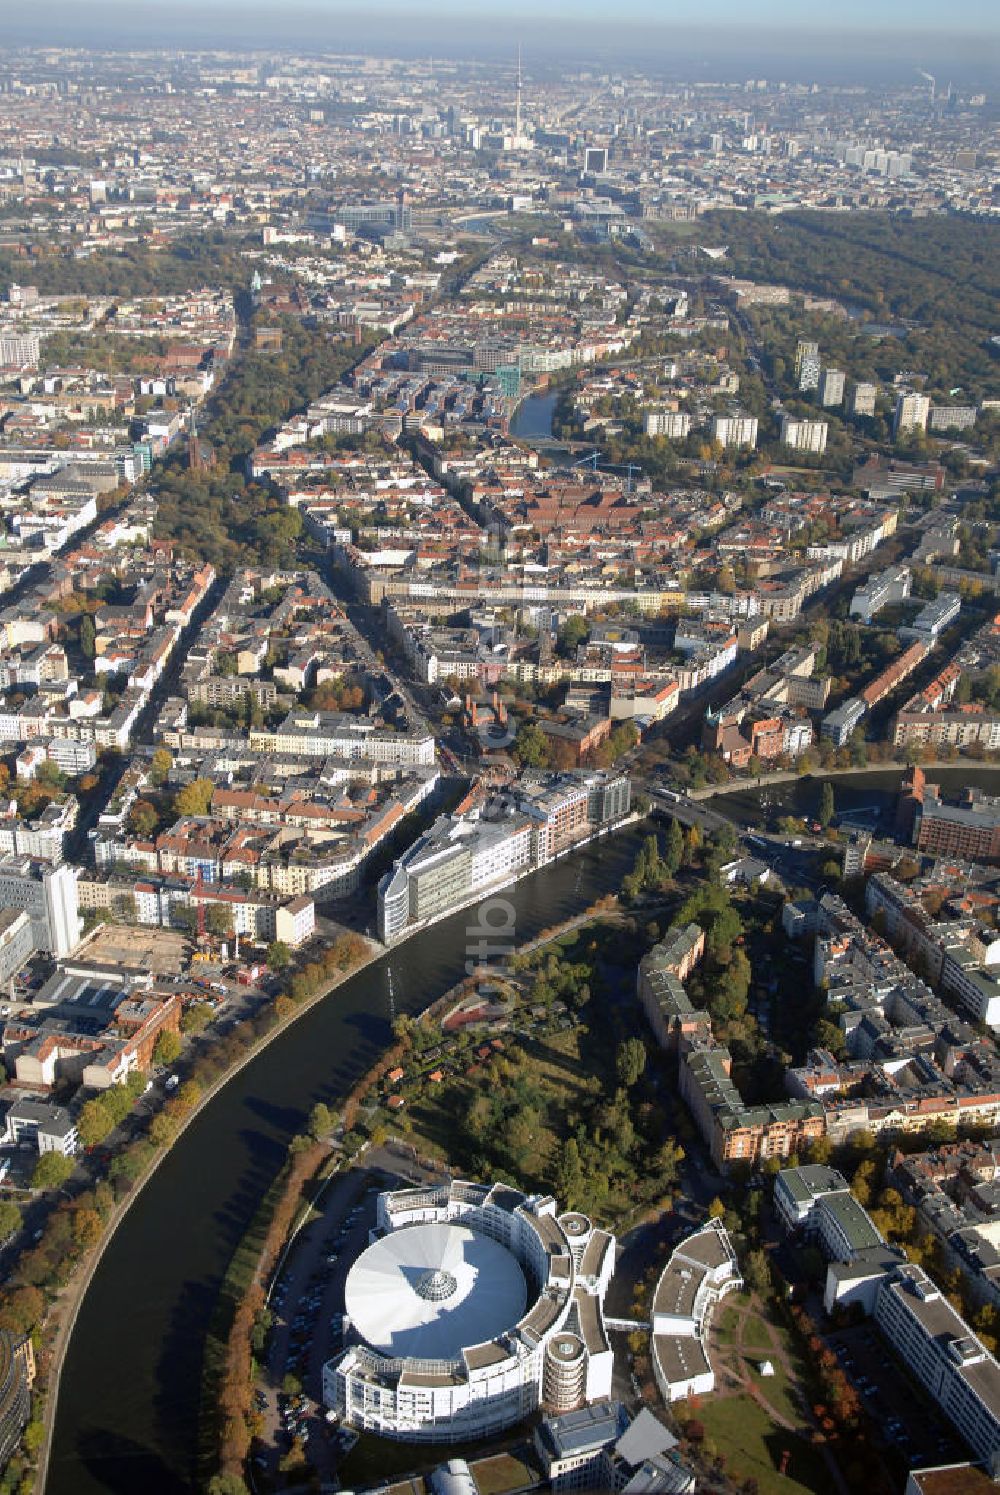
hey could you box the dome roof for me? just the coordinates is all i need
[345,1222,527,1362]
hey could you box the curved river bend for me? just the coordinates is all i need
[47,826,644,1495]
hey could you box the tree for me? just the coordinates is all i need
[181,1002,214,1035]
[0,1200,21,1241]
[78,1097,115,1150]
[207,1477,251,1495]
[818,781,835,829]
[0,1285,44,1336]
[129,799,159,838]
[173,777,214,817]
[556,615,589,657]
[32,1151,73,1190]
[149,1113,177,1147]
[308,1102,333,1140]
[205,904,234,938]
[663,816,684,878]
[72,1207,103,1251]
[743,1248,772,1297]
[154,1029,181,1067]
[554,1137,585,1208]
[707,1196,725,1219]
[150,747,173,786]
[616,1037,647,1089]
[80,613,96,660]
[512,723,551,769]
[267,940,291,973]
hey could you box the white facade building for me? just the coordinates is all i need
[325,1180,616,1442]
[780,416,829,454]
[710,414,758,450]
[0,858,81,958]
[650,1220,741,1403]
[894,392,931,437]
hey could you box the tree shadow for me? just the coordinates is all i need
[69,1426,190,1495]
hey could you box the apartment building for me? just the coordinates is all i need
[378,770,630,942]
[780,416,828,454]
[850,564,911,624]
[249,711,436,766]
[710,414,758,449]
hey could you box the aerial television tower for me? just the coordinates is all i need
[515,45,523,143]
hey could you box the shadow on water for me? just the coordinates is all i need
[71,1428,190,1495]
[47,824,645,1495]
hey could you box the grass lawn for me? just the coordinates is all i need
[744,1357,805,1429]
[741,1313,772,1349]
[698,1394,835,1495]
[715,1305,741,1346]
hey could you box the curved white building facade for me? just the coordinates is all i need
[324,1180,616,1442]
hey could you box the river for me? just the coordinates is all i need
[509,390,557,440]
[47,825,646,1495]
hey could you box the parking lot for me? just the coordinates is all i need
[825,1322,964,1472]
[253,1149,449,1488]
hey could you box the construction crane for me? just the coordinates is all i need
[193,871,207,940]
[570,448,642,496]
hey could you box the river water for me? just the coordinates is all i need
[509,390,557,440]
[47,825,645,1495]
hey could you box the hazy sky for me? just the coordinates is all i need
[20,0,999,26]
[7,1,998,84]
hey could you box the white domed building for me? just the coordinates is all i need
[323,1180,616,1442]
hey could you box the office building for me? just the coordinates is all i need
[795,339,821,392]
[534,1402,695,1493]
[794,339,818,379]
[650,1220,742,1403]
[821,697,866,747]
[378,770,629,942]
[0,859,81,958]
[3,1098,78,1155]
[326,1180,615,1441]
[0,910,32,990]
[914,786,1000,862]
[875,1264,1000,1465]
[340,199,412,236]
[930,406,978,433]
[899,592,961,643]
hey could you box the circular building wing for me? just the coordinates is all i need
[345,1222,527,1361]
